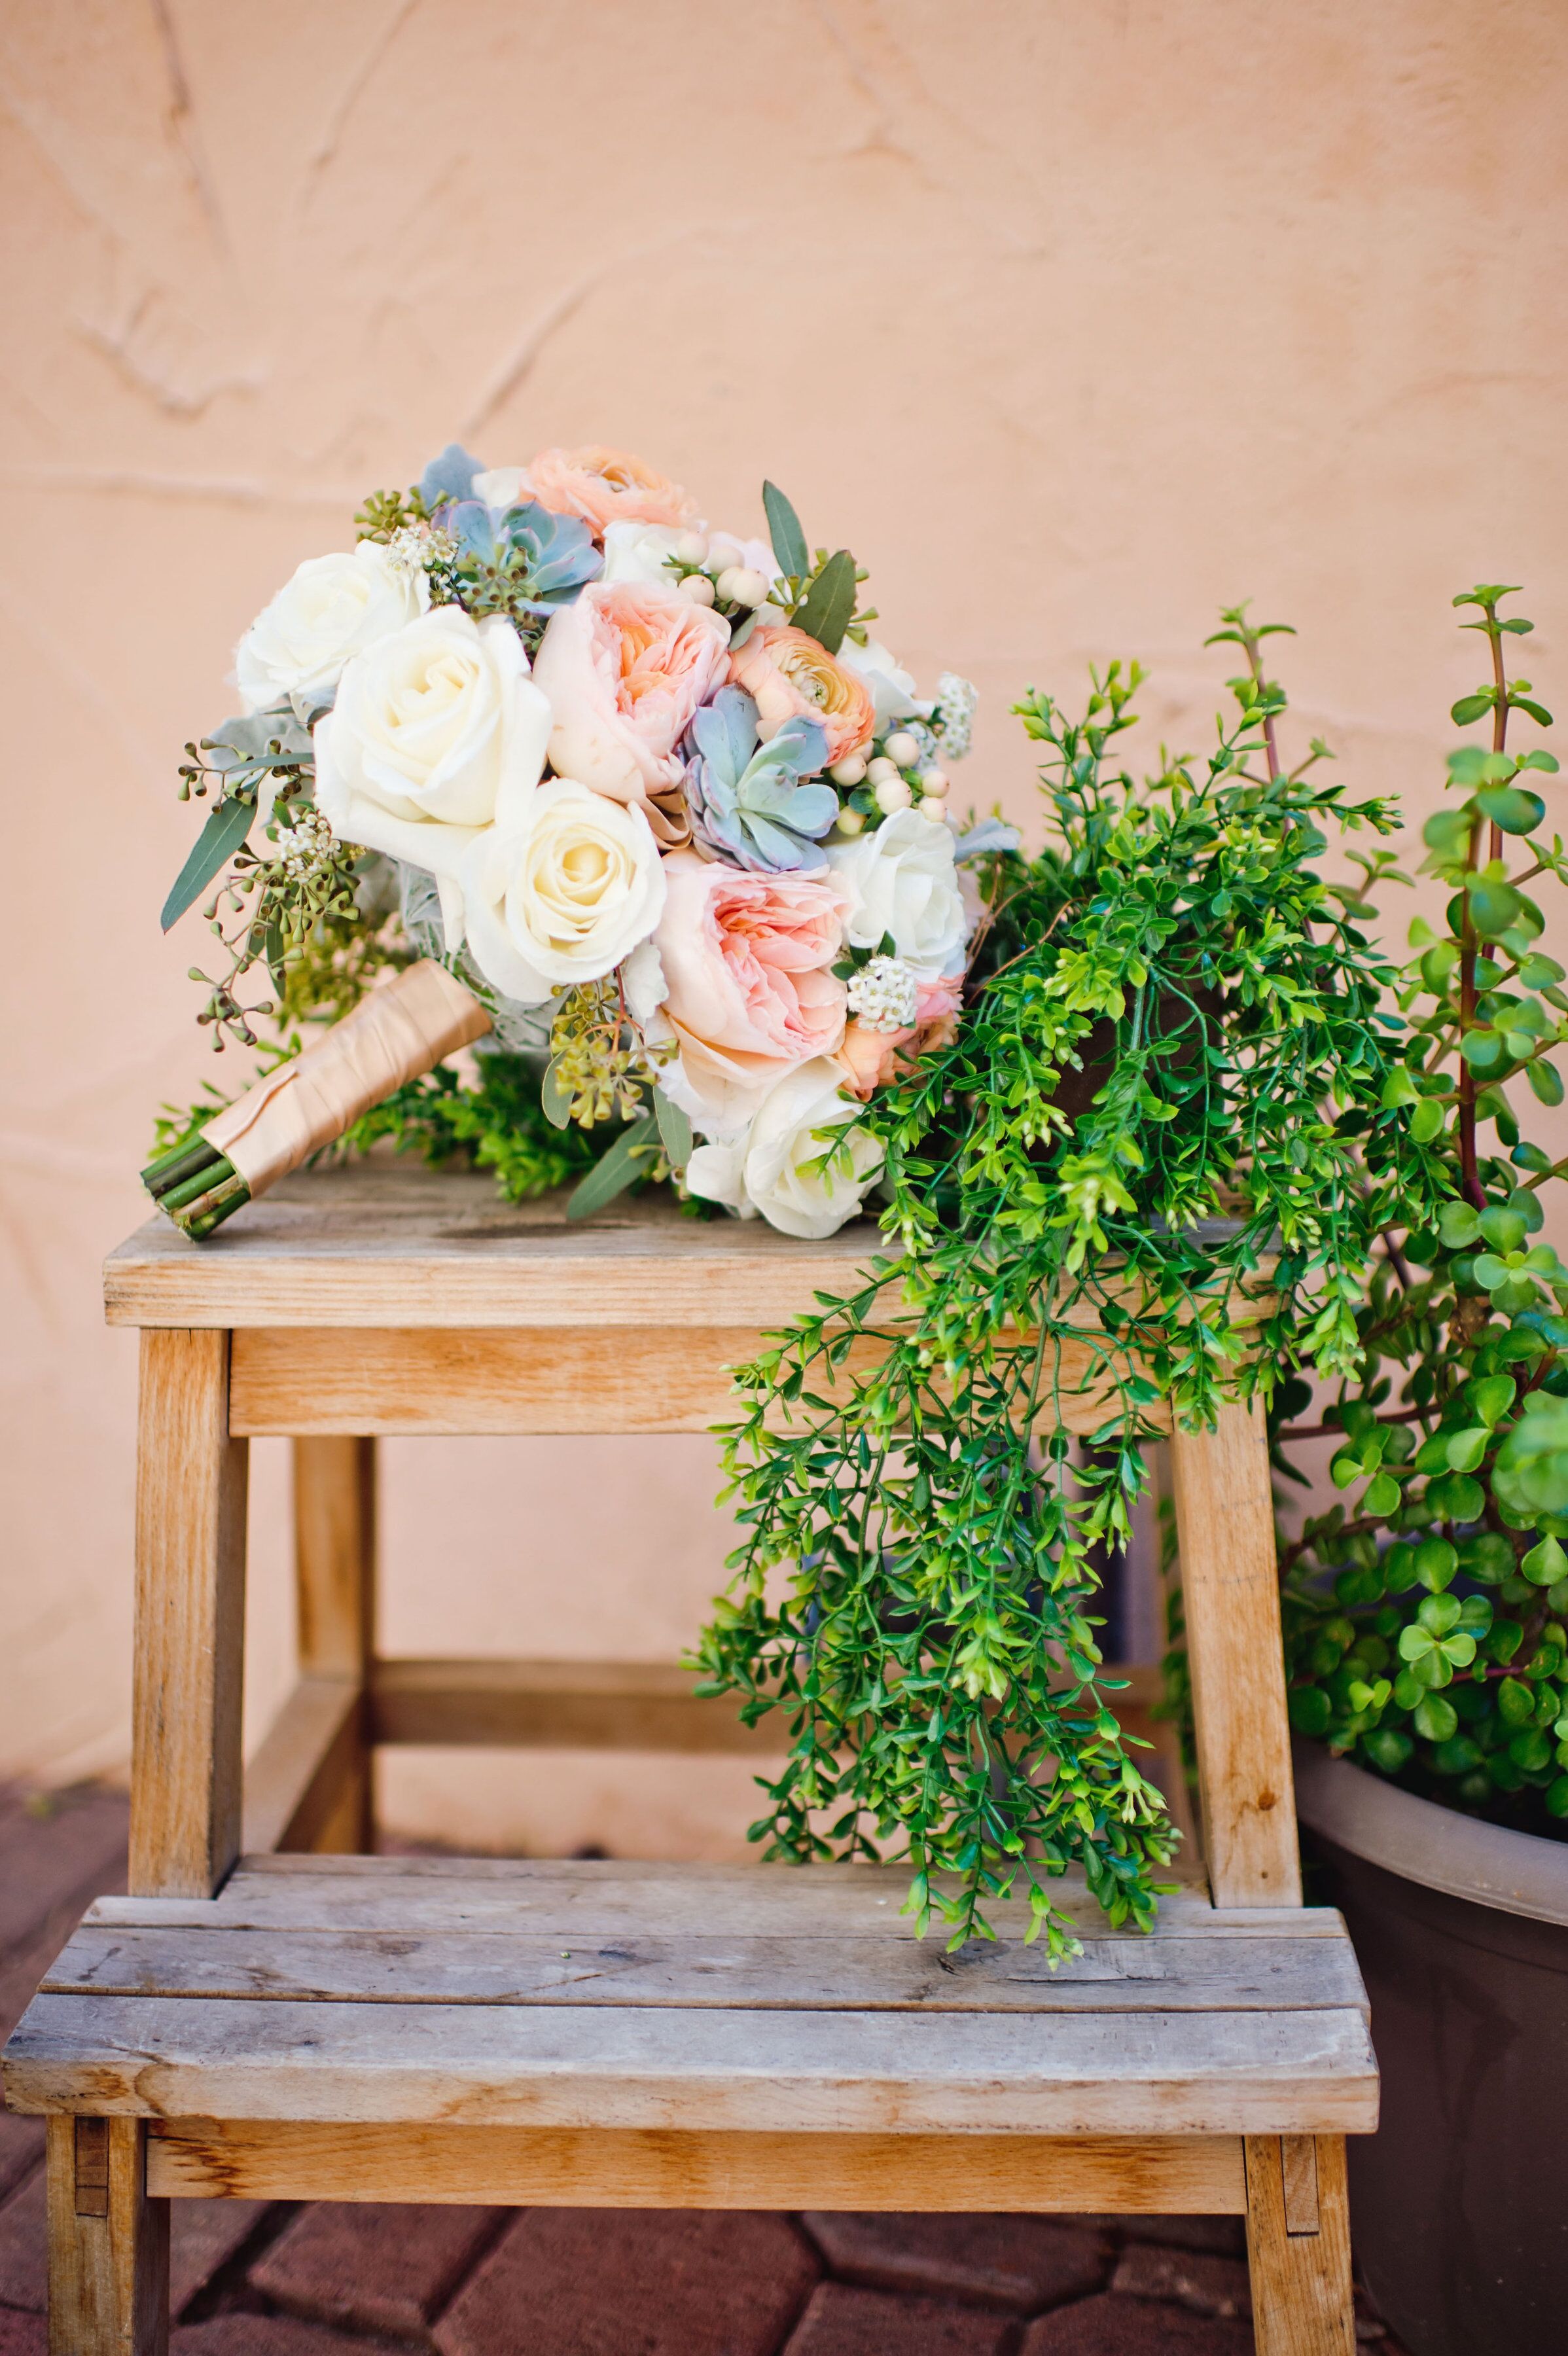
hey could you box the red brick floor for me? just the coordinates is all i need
[0,1785,1410,2354]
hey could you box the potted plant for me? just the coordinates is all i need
[1276,586,1568,2356]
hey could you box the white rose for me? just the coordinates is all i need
[837,635,933,728]
[459,777,667,1005]
[236,541,427,715]
[314,607,550,948]
[599,522,686,586]
[828,807,969,981]
[471,466,527,509]
[686,1058,883,1240]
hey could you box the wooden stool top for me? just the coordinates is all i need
[105,1164,886,1331]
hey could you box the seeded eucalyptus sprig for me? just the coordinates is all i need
[1277,587,1568,1833]
[694,616,1435,1955]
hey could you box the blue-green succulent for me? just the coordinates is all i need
[418,446,602,619]
[683,687,839,872]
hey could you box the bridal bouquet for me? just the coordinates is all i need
[145,442,987,1240]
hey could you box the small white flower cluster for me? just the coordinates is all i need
[386,523,457,580]
[933,673,978,762]
[846,952,921,1033]
[271,807,338,883]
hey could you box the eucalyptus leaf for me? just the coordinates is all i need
[761,480,808,582]
[161,794,257,932]
[791,548,857,654]
[565,1120,658,1221]
[541,1058,573,1130]
[653,1088,693,1171]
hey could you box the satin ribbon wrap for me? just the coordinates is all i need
[204,960,492,1196]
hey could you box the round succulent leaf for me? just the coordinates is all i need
[1456,1532,1514,1584]
[1365,1728,1415,1773]
[1498,1676,1536,1726]
[1362,1471,1402,1516]
[1465,1374,1518,1425]
[1476,784,1546,834]
[1288,1686,1331,1736]
[1522,1534,1568,1586]
[1413,1695,1459,1743]
[1444,1426,1491,1473]
[1417,1592,1463,1637]
[1468,879,1526,937]
[1459,1027,1508,1071]
[1480,1205,1529,1251]
[1527,1056,1566,1105]
[1415,1536,1457,1590]
[1438,1202,1483,1248]
[1423,1471,1486,1522]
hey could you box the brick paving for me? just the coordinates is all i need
[0,1783,1412,2355]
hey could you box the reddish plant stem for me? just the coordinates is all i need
[1456,605,1510,1210]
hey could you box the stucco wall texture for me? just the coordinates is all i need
[4,1,1567,1855]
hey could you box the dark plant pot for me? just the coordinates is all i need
[1293,1740,1568,2356]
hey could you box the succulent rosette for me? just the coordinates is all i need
[683,687,837,874]
[149,448,984,1240]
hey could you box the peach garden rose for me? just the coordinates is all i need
[649,851,851,1135]
[531,579,730,807]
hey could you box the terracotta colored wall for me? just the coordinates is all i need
[4,1,1566,1853]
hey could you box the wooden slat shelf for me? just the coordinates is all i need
[5,1857,1377,2141]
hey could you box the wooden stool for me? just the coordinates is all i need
[2,1167,1374,2355]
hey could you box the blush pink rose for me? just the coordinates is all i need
[728,624,876,767]
[522,446,701,536]
[651,851,851,1133]
[533,580,730,804]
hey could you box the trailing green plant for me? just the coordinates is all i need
[1276,586,1568,1836]
[692,614,1442,1956]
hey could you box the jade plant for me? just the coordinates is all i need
[1276,586,1568,1832]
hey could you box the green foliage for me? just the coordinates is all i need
[340,1048,606,1202]
[1278,587,1568,1838]
[692,615,1436,1957]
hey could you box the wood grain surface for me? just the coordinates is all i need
[144,2118,1249,2212]
[129,1331,249,1901]
[1173,1397,1304,1908]
[5,1988,1378,2137]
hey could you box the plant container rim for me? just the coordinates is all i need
[1292,1734,1568,1930]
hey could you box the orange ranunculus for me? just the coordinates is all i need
[728,624,876,767]
[522,446,700,537]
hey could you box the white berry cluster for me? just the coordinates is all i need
[933,672,978,762]
[846,952,921,1033]
[270,807,338,883]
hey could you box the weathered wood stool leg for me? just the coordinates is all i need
[293,1435,377,1850]
[47,2118,169,2356]
[1245,2134,1356,2355]
[50,1329,247,2354]
[1173,1403,1358,2355]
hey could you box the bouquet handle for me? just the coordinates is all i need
[141,961,492,1239]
